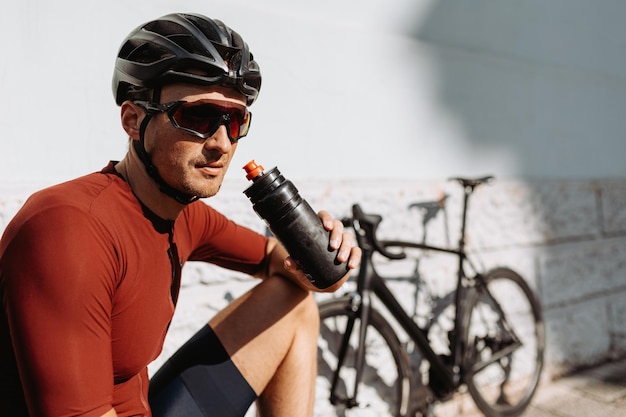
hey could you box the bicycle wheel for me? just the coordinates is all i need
[462,267,545,417]
[316,297,411,417]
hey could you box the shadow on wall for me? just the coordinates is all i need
[410,0,626,180]
[407,0,626,373]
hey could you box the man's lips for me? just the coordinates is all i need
[195,162,223,176]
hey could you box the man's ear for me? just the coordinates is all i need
[120,101,145,140]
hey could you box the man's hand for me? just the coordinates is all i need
[283,210,361,292]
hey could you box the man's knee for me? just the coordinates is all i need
[264,276,319,330]
[296,291,320,332]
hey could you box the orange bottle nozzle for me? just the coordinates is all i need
[243,160,265,181]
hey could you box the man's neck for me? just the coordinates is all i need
[114,150,186,221]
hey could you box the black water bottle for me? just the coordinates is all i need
[243,160,348,289]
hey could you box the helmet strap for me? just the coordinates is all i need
[134,113,200,205]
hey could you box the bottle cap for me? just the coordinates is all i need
[243,160,265,181]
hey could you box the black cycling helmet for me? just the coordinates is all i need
[112,13,261,106]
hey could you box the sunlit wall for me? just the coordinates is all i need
[1,0,624,184]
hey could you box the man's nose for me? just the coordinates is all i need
[205,124,233,151]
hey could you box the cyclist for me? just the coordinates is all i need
[0,13,360,417]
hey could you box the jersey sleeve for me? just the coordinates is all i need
[181,202,269,275]
[1,205,118,417]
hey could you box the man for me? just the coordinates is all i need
[0,13,360,417]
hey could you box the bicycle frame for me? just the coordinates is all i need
[354,255,459,394]
[333,179,494,403]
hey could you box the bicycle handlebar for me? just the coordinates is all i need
[345,204,407,260]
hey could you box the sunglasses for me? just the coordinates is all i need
[135,100,252,142]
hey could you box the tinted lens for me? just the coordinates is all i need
[170,102,251,140]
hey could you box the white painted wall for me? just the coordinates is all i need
[1,0,625,185]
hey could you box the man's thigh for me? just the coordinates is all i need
[208,275,317,394]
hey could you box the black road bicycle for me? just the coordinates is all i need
[315,177,545,417]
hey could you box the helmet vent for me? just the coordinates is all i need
[186,15,229,46]
[144,20,186,37]
[169,34,206,57]
[143,20,206,56]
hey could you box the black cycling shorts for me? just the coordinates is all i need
[148,325,257,417]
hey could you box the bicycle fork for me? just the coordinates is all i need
[329,290,373,409]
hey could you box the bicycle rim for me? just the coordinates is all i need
[316,297,411,417]
[463,267,545,417]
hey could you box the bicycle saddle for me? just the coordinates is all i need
[448,176,494,189]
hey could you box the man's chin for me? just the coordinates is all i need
[195,188,220,199]
[186,181,222,199]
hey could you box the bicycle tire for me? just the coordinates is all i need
[462,267,545,417]
[316,297,412,417]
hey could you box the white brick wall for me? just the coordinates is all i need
[1,178,624,380]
